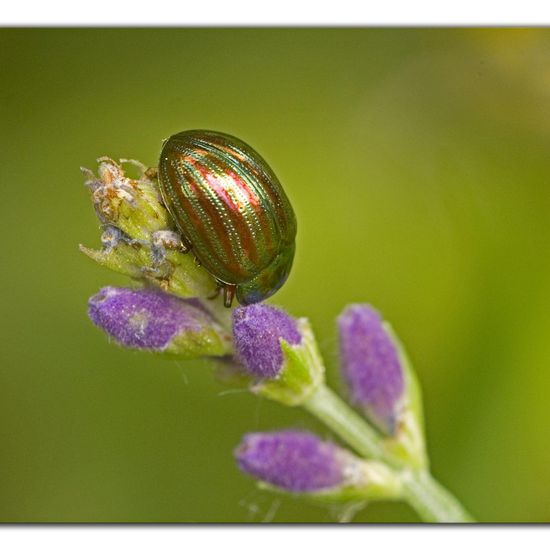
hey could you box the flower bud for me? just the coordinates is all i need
[80,157,218,301]
[232,304,302,379]
[338,304,405,435]
[338,304,427,468]
[235,430,348,492]
[235,430,401,500]
[232,305,325,405]
[82,158,170,241]
[88,287,232,358]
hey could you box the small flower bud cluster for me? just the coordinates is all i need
[235,430,401,500]
[80,157,217,300]
[232,304,324,405]
[83,157,169,240]
[339,305,426,467]
[88,287,232,358]
[235,430,350,492]
[226,302,425,497]
[338,304,405,435]
[85,275,423,501]
[232,304,302,379]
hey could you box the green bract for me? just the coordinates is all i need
[80,157,220,303]
[253,318,325,406]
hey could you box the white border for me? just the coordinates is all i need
[0,525,547,550]
[1,0,550,25]
[1,2,548,543]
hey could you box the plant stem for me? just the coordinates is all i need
[400,469,474,523]
[304,384,388,462]
[303,384,474,523]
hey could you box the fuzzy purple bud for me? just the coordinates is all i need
[235,430,350,492]
[88,286,231,356]
[338,305,405,435]
[232,304,302,379]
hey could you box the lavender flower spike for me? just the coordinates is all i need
[338,305,405,435]
[235,430,353,493]
[232,304,302,379]
[88,287,232,358]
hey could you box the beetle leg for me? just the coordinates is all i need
[223,285,236,308]
[207,282,223,301]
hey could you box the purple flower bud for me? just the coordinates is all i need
[88,286,231,356]
[235,430,353,492]
[232,304,302,379]
[338,305,405,435]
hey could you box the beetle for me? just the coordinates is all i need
[158,129,297,307]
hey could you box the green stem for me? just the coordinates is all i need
[400,469,474,523]
[303,384,474,523]
[304,384,388,463]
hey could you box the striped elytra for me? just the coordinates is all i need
[158,130,297,307]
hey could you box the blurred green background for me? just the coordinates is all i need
[1,28,550,523]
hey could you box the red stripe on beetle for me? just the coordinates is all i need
[167,158,244,279]
[192,156,261,268]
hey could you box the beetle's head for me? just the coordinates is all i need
[236,244,295,305]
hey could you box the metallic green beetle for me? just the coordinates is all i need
[158,130,297,307]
